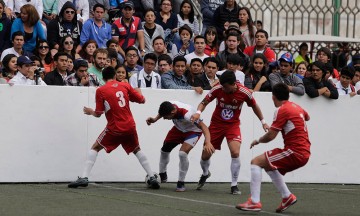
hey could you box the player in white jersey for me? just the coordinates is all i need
[146,101,214,191]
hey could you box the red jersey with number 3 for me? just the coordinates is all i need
[95,80,145,134]
[271,101,311,157]
[206,83,256,124]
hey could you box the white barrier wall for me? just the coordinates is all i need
[0,85,359,184]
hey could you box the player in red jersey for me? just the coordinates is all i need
[68,67,160,189]
[191,70,269,194]
[236,83,311,213]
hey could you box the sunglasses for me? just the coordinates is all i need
[65,10,75,14]
[39,46,49,49]
[64,41,74,45]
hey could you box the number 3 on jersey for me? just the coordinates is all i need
[116,91,126,107]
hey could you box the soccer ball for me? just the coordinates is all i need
[145,172,161,188]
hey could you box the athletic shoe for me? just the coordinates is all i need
[147,176,160,189]
[231,185,241,195]
[159,172,168,183]
[68,177,89,188]
[176,181,186,192]
[276,194,297,213]
[236,198,262,212]
[196,171,211,190]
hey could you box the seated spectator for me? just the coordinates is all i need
[65,59,100,86]
[42,0,58,25]
[89,0,110,19]
[185,58,206,87]
[212,0,239,41]
[332,42,351,71]
[269,52,305,96]
[151,36,168,57]
[1,54,17,81]
[10,4,46,53]
[7,0,43,19]
[218,22,244,52]
[9,56,47,85]
[44,52,70,86]
[303,61,338,99]
[59,35,79,60]
[171,24,195,58]
[161,55,203,94]
[243,29,276,63]
[177,0,199,36]
[294,61,308,79]
[204,26,219,57]
[157,53,172,75]
[30,55,46,80]
[129,53,161,89]
[349,54,360,67]
[142,9,165,53]
[244,53,271,91]
[238,7,257,47]
[200,0,224,35]
[123,47,143,76]
[88,48,108,85]
[0,0,12,55]
[351,66,360,94]
[316,47,340,82]
[184,35,209,66]
[294,42,312,66]
[105,48,120,68]
[106,39,124,64]
[66,55,75,74]
[58,0,89,23]
[1,31,32,61]
[115,64,129,82]
[216,53,245,85]
[254,20,262,31]
[201,57,219,90]
[336,66,356,96]
[78,40,98,67]
[33,40,54,74]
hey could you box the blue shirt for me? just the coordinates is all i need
[80,19,112,48]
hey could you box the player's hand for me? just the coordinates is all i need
[203,142,215,154]
[190,113,200,123]
[146,117,156,125]
[262,123,270,132]
[250,139,260,149]
[83,106,94,115]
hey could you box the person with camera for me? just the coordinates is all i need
[65,59,100,86]
[9,56,47,85]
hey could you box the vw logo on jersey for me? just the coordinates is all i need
[221,109,234,120]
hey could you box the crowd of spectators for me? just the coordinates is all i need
[0,0,359,97]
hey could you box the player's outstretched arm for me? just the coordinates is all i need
[251,103,270,132]
[198,121,215,154]
[190,98,209,123]
[250,129,279,149]
[83,106,102,118]
[146,114,161,126]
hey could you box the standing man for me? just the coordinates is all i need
[236,83,311,213]
[191,71,269,194]
[146,101,214,192]
[129,53,161,89]
[68,67,160,189]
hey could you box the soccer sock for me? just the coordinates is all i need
[266,170,291,198]
[200,159,210,176]
[135,150,153,177]
[82,149,98,178]
[159,150,170,173]
[250,165,262,203]
[178,151,189,182]
[230,157,240,187]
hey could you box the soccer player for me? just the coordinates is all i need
[191,70,269,194]
[68,67,160,189]
[236,83,311,212]
[146,101,214,192]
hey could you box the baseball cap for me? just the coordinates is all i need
[123,1,134,9]
[17,56,34,66]
[73,59,89,70]
[278,52,293,64]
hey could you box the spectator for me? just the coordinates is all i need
[238,7,257,47]
[1,54,17,81]
[204,26,219,57]
[349,54,360,67]
[201,57,219,89]
[161,55,203,94]
[218,22,245,52]
[66,55,75,74]
[184,35,209,65]
[42,0,58,25]
[106,39,124,64]
[33,39,54,73]
[157,53,172,75]
[200,0,224,35]
[332,42,351,71]
[58,0,89,23]
[171,24,195,58]
[65,58,100,86]
[316,47,340,82]
[0,31,33,61]
[151,36,168,57]
[111,1,145,57]
[303,61,338,99]
[10,4,46,53]
[44,52,70,85]
[47,2,82,54]
[142,9,165,53]
[294,42,312,66]
[115,64,129,82]
[269,52,305,96]
[336,66,356,96]
[185,58,206,88]
[87,48,108,85]
[0,0,12,55]
[58,35,79,60]
[217,53,245,85]
[294,61,308,79]
[254,20,262,31]
[105,48,120,68]
[212,0,240,41]
[124,46,143,77]
[7,0,43,19]
[78,40,98,67]
[129,53,161,89]
[353,66,360,94]
[79,3,111,50]
[243,29,276,63]
[177,0,199,36]
[88,0,109,19]
[244,53,271,91]
[9,56,47,85]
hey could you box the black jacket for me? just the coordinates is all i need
[44,69,70,86]
[303,77,339,99]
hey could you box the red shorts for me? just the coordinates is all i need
[209,122,241,150]
[265,148,310,175]
[164,126,202,147]
[96,128,139,154]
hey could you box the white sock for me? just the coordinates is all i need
[250,165,262,203]
[267,170,291,198]
[200,159,210,176]
[178,151,189,182]
[82,149,98,178]
[135,150,153,177]
[230,157,240,186]
[159,150,170,173]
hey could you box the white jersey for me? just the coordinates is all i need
[217,69,245,85]
[170,101,202,133]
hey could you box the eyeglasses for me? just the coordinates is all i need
[159,63,169,67]
[65,10,75,14]
[39,46,49,49]
[126,54,138,58]
[64,41,74,45]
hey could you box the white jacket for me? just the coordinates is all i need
[129,69,161,89]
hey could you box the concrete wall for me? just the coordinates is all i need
[0,85,359,184]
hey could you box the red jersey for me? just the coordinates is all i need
[271,101,311,157]
[95,80,145,134]
[205,83,256,124]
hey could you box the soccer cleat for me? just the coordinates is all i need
[196,171,211,190]
[147,176,160,189]
[276,194,297,213]
[236,198,262,212]
[175,181,186,192]
[159,172,168,183]
[231,185,241,195]
[68,177,89,188]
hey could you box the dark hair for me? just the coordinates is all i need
[238,7,255,41]
[190,58,202,66]
[153,35,165,45]
[311,61,326,78]
[204,26,218,49]
[2,54,17,73]
[272,83,289,101]
[106,48,120,67]
[226,32,240,41]
[226,54,244,66]
[178,24,193,37]
[93,3,105,12]
[79,40,98,62]
[102,66,116,81]
[144,53,158,63]
[30,55,42,66]
[93,48,108,58]
[179,0,195,23]
[106,39,118,48]
[59,35,76,58]
[115,64,129,80]
[249,53,267,75]
[341,66,355,79]
[125,46,139,55]
[203,57,219,67]
[219,70,236,85]
[317,47,332,60]
[255,20,262,26]
[354,66,360,73]
[172,56,187,66]
[158,101,175,117]
[255,29,269,39]
[53,52,69,61]
[34,39,53,65]
[11,31,24,41]
[158,54,172,65]
[194,35,205,43]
